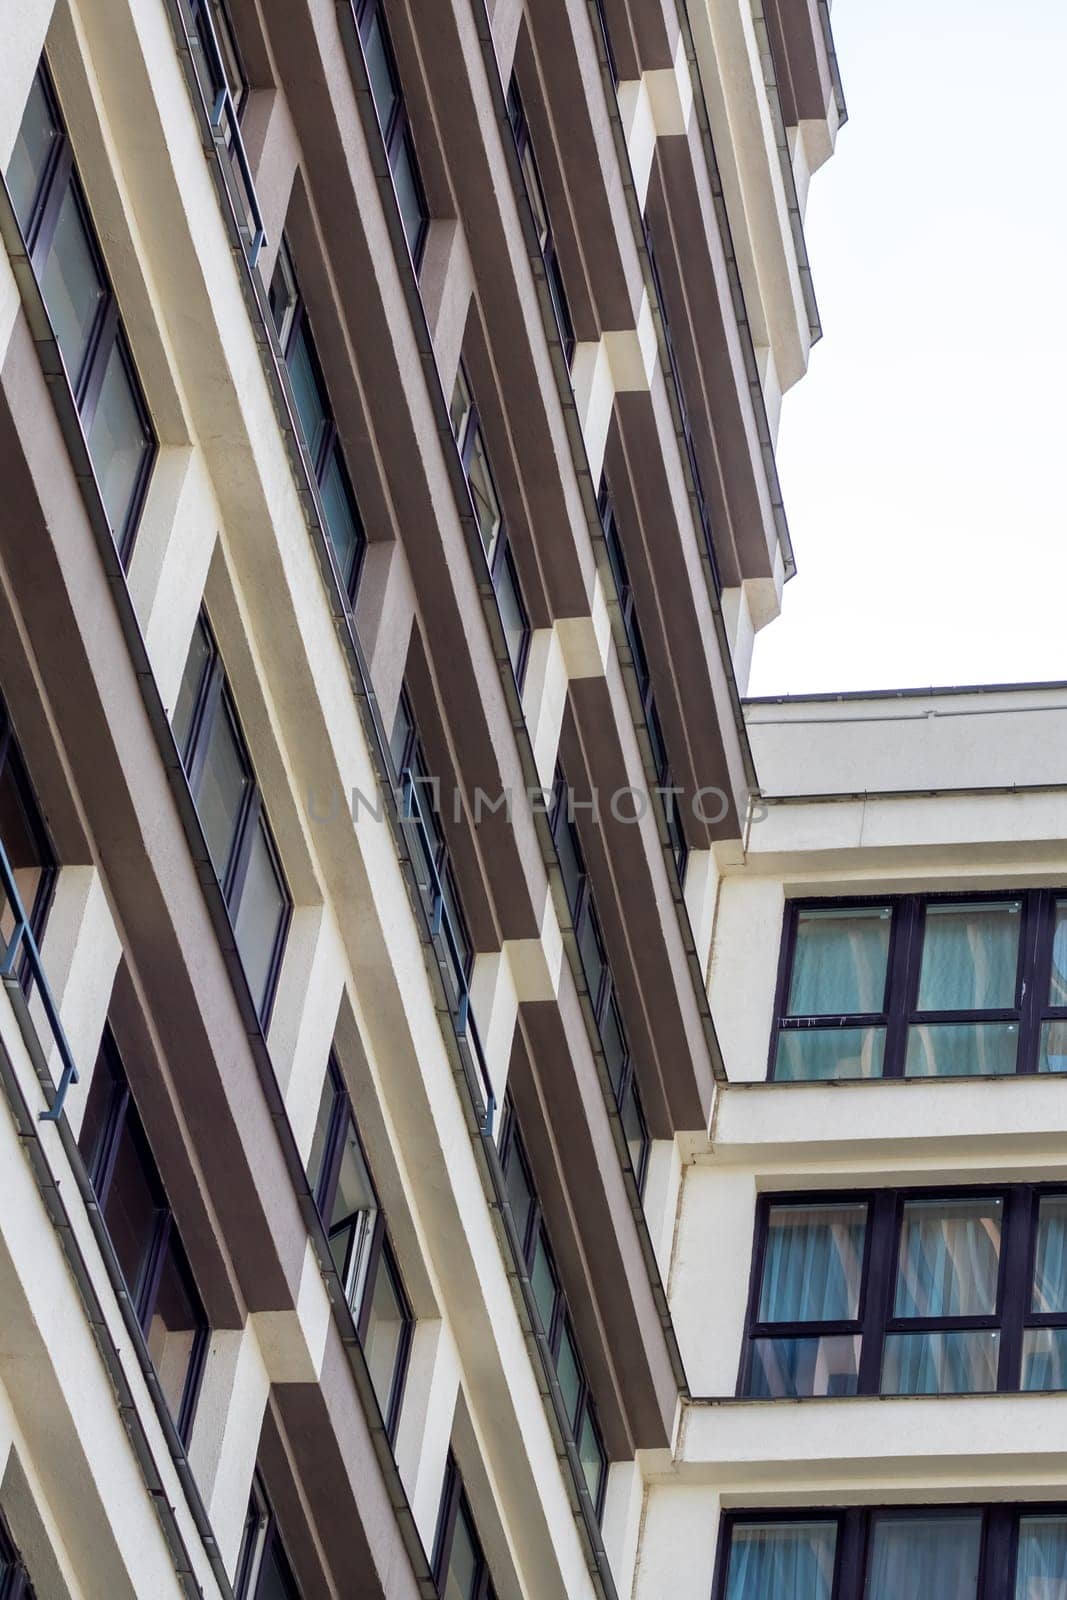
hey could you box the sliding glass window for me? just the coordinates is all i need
[269,242,366,599]
[742,1183,1067,1399]
[353,0,428,265]
[79,1030,208,1439]
[307,1055,413,1435]
[235,1473,302,1600]
[173,612,291,1023]
[771,890,1067,1080]
[716,1505,1067,1600]
[7,65,155,560]
[185,0,266,265]
[433,1456,498,1600]
[450,364,530,686]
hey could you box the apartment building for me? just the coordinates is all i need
[16,1,1063,1599]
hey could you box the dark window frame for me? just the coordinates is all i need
[11,64,157,563]
[175,611,292,1026]
[432,1454,499,1600]
[598,479,687,879]
[550,768,650,1192]
[269,241,367,603]
[234,1472,302,1600]
[770,888,1067,1081]
[451,362,531,689]
[309,1054,413,1438]
[739,1181,1067,1400]
[506,76,575,365]
[712,1502,1067,1600]
[80,1028,209,1442]
[0,699,57,993]
[353,0,429,267]
[0,1509,37,1600]
[499,1103,609,1519]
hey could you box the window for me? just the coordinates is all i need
[391,690,474,1015]
[7,66,155,560]
[269,243,366,599]
[450,365,530,686]
[0,1511,37,1600]
[353,0,428,264]
[234,1474,302,1600]
[771,891,1067,1081]
[0,699,56,991]
[715,1505,1067,1600]
[307,1056,412,1434]
[432,1456,498,1600]
[79,1030,208,1439]
[173,612,291,1023]
[500,1104,608,1517]
[599,480,687,877]
[506,77,575,364]
[551,769,650,1190]
[186,0,265,265]
[742,1183,1067,1399]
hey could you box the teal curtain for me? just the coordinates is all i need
[881,1329,1000,1394]
[893,1199,1001,1317]
[866,1516,980,1600]
[1033,1198,1067,1312]
[788,908,890,1016]
[916,901,1020,1010]
[725,1521,836,1600]
[1016,1515,1067,1597]
[759,1204,867,1322]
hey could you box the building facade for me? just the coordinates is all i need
[13,2,1061,1600]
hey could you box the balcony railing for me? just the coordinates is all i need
[0,837,78,1121]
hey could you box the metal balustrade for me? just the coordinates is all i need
[0,837,78,1122]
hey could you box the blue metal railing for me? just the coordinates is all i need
[399,769,495,1138]
[0,837,78,1122]
[184,0,266,269]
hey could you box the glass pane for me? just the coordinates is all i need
[530,1230,557,1332]
[758,1203,867,1323]
[556,1324,582,1427]
[577,1405,605,1508]
[306,1068,337,1203]
[619,1075,647,1186]
[746,1335,860,1399]
[865,1515,981,1600]
[147,1236,202,1426]
[319,445,364,593]
[774,1026,885,1081]
[172,621,211,763]
[576,903,606,1006]
[363,1251,406,1422]
[40,186,105,385]
[881,1329,1000,1395]
[233,817,287,1017]
[555,813,583,915]
[268,246,298,348]
[195,700,248,879]
[520,144,550,249]
[390,694,413,775]
[494,547,528,684]
[1016,1515,1067,1598]
[86,339,152,540]
[893,1197,1002,1317]
[103,1119,160,1309]
[1038,1021,1067,1074]
[503,1139,534,1253]
[1033,1196,1067,1313]
[328,1116,376,1307]
[1051,904,1067,1005]
[8,74,58,234]
[443,1502,479,1600]
[78,1047,121,1188]
[725,1521,837,1600]
[392,134,425,262]
[787,906,891,1016]
[1021,1328,1067,1391]
[917,900,1020,1010]
[360,7,398,135]
[465,426,501,559]
[905,1022,1018,1077]
[599,997,627,1096]
[257,1534,301,1600]
[286,324,328,461]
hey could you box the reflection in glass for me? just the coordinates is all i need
[1039,1021,1067,1074]
[905,1022,1018,1077]
[725,1521,837,1600]
[233,819,286,1016]
[916,901,1020,1010]
[86,339,152,539]
[364,1251,406,1421]
[1016,1515,1067,1597]
[893,1198,1002,1318]
[40,187,105,384]
[881,1329,1000,1395]
[7,73,58,233]
[758,1204,867,1323]
[748,1335,860,1399]
[1021,1328,1067,1392]
[787,907,891,1016]
[148,1236,201,1423]
[775,1026,885,1081]
[1032,1196,1067,1313]
[865,1514,981,1600]
[1050,903,1067,1005]
[577,1405,605,1508]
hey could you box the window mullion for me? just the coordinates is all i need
[857,1192,897,1394]
[999,1185,1034,1391]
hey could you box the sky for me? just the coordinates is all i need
[747,0,1067,697]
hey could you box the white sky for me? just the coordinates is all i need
[747,0,1067,697]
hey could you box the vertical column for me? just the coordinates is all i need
[186,1325,271,1580]
[266,903,346,1146]
[392,1319,462,1553]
